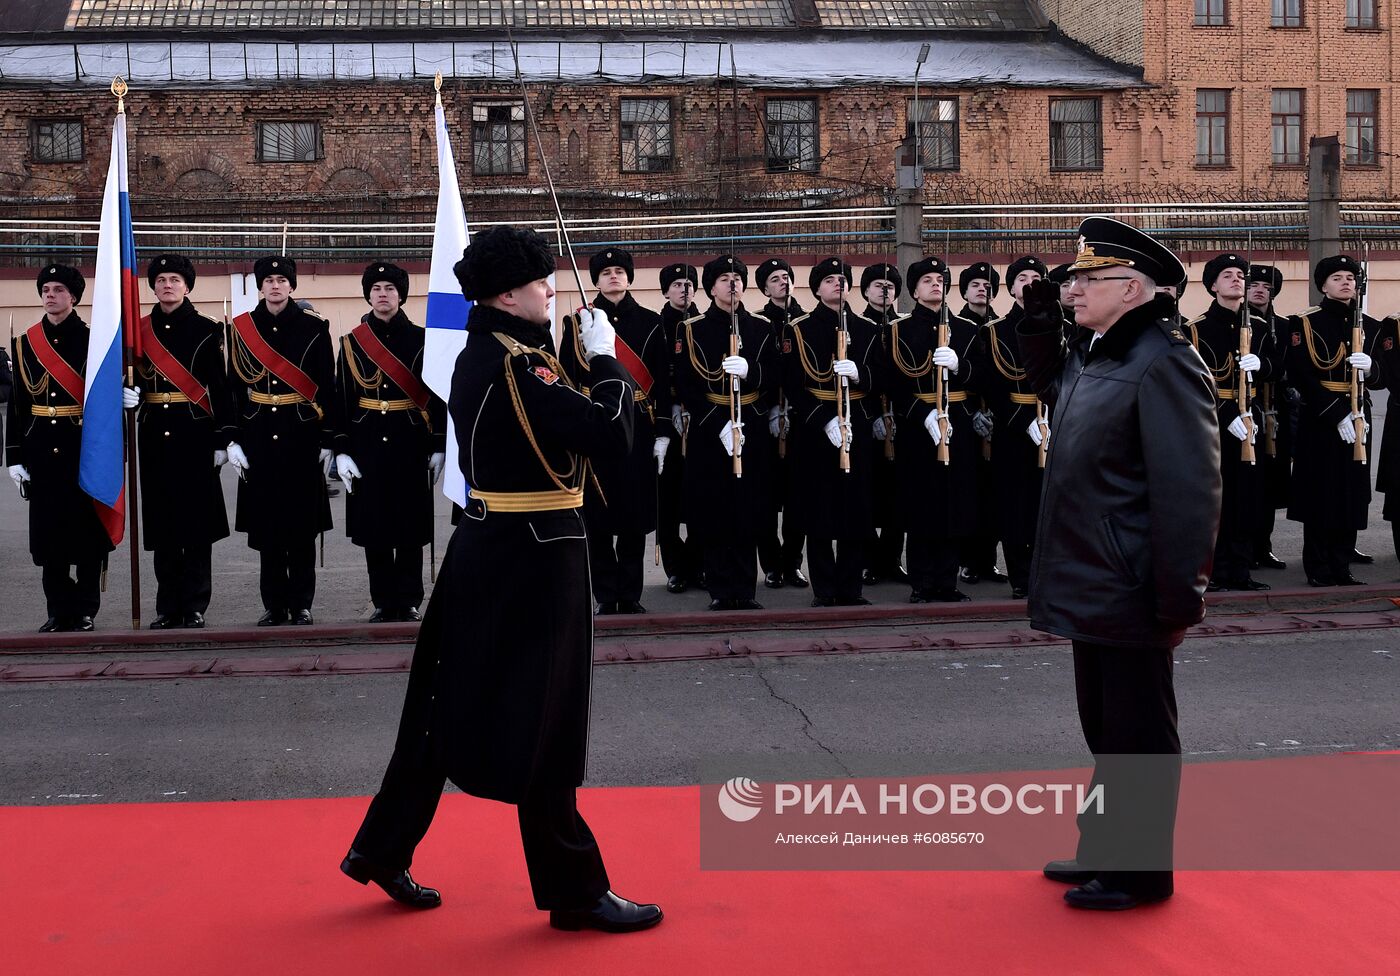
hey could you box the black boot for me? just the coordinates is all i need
[340,850,442,909]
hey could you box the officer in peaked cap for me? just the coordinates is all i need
[7,262,113,632]
[1017,216,1222,910]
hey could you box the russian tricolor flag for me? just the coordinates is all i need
[423,97,470,508]
[78,109,139,546]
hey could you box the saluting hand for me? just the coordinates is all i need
[1021,278,1064,329]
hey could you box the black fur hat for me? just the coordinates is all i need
[146,253,196,291]
[361,261,410,303]
[253,255,297,290]
[454,225,557,301]
[860,262,902,300]
[958,262,1000,299]
[702,255,749,297]
[588,247,634,285]
[36,262,85,303]
[906,256,950,296]
[660,262,699,292]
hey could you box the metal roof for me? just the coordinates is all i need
[54,0,1042,32]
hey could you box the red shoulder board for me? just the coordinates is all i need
[531,365,559,385]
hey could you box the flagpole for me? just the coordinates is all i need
[113,76,143,631]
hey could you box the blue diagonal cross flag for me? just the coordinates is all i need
[423,98,470,508]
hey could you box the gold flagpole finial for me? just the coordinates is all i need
[434,71,443,107]
[111,76,128,113]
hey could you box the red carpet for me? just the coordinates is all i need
[4,786,1398,976]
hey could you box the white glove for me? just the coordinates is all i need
[653,437,670,474]
[972,410,994,440]
[722,355,749,379]
[671,404,688,436]
[214,449,228,468]
[1348,352,1372,378]
[923,409,945,446]
[1227,415,1256,443]
[577,306,617,361]
[833,358,860,382]
[428,452,446,486]
[9,464,31,493]
[720,419,745,456]
[1027,417,1046,446]
[319,447,334,479]
[336,453,361,493]
[1338,414,1370,444]
[1238,353,1261,375]
[226,442,249,478]
[933,346,959,373]
[873,416,888,441]
[824,415,853,449]
[768,405,782,438]
[122,386,141,410]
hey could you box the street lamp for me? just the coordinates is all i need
[913,43,931,183]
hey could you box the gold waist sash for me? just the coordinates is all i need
[705,391,762,406]
[357,396,418,412]
[809,388,867,401]
[143,391,191,405]
[249,391,307,406]
[1320,380,1352,393]
[468,487,584,513]
[31,404,82,418]
[1008,392,1039,405]
[914,390,968,404]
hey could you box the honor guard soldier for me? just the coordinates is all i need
[887,256,981,603]
[958,261,1000,326]
[1047,264,1079,337]
[558,247,670,615]
[753,257,807,589]
[333,262,446,623]
[783,257,882,606]
[967,256,1050,599]
[858,262,907,585]
[1376,310,1400,560]
[1019,217,1221,911]
[1186,254,1279,592]
[224,255,337,626]
[673,255,778,610]
[0,342,11,448]
[123,254,231,628]
[1245,264,1293,571]
[7,263,114,632]
[1283,255,1388,586]
[343,225,661,933]
[656,262,701,593]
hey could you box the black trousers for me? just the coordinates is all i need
[154,545,213,617]
[41,561,102,620]
[868,526,905,575]
[704,543,757,601]
[365,546,425,611]
[905,532,960,595]
[656,437,697,581]
[961,455,1000,574]
[1213,462,1257,584]
[1301,522,1354,583]
[1003,540,1033,593]
[807,537,866,602]
[758,513,804,577]
[258,539,316,613]
[588,532,646,604]
[1071,641,1180,898]
[352,743,610,911]
[1252,504,1278,560]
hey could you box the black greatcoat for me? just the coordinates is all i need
[393,303,633,803]
[557,293,669,534]
[1252,305,1296,511]
[783,302,880,539]
[672,301,777,541]
[5,312,115,566]
[1283,299,1389,530]
[333,310,446,548]
[225,300,336,550]
[860,304,902,533]
[135,300,231,550]
[885,303,982,537]
[1378,316,1400,521]
[967,304,1045,547]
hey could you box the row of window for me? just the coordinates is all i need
[1195,0,1379,28]
[1195,89,1378,167]
[25,89,1379,176]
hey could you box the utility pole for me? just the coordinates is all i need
[894,133,923,314]
[1307,135,1341,306]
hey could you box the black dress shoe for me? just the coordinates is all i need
[811,597,836,608]
[1337,574,1366,586]
[149,614,180,630]
[1064,879,1170,911]
[764,571,783,589]
[931,588,972,603]
[257,609,289,626]
[959,568,980,585]
[862,569,881,586]
[402,606,422,622]
[184,612,206,629]
[1351,548,1374,564]
[38,618,60,633]
[707,598,729,611]
[1043,859,1096,885]
[549,891,663,933]
[1011,587,1028,599]
[836,596,872,606]
[368,608,389,623]
[1255,552,1288,570]
[982,568,1009,583]
[1237,578,1271,591]
[618,601,647,614]
[1307,577,1335,588]
[290,609,314,625]
[784,569,810,589]
[732,598,764,610]
[65,616,94,632]
[340,850,441,909]
[594,602,618,616]
[665,575,688,594]
[1206,579,1226,593]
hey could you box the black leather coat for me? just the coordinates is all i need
[1017,294,1222,649]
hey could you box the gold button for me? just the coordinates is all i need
[272,434,279,441]
[50,419,56,425]
[52,447,59,454]
[271,379,278,386]
[163,431,170,438]
[270,406,278,413]
[382,436,389,442]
